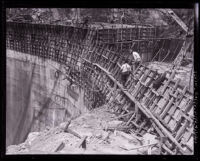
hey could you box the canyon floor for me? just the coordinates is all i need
[6,105,159,155]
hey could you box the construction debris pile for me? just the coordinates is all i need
[7,106,160,154]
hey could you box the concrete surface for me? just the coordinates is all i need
[6,49,88,147]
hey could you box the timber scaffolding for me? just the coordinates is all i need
[6,22,193,155]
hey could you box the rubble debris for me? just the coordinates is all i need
[7,107,159,154]
[65,128,82,139]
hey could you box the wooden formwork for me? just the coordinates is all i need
[81,42,193,154]
[6,22,194,155]
[127,65,193,154]
[93,26,156,62]
[94,24,156,44]
[80,42,194,154]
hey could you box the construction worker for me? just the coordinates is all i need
[121,59,131,88]
[130,49,141,70]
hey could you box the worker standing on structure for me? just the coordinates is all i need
[130,49,141,71]
[120,59,131,89]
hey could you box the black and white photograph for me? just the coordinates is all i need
[5,8,195,155]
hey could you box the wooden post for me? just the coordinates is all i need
[93,63,188,154]
[63,119,72,132]
[55,142,65,152]
[79,136,88,149]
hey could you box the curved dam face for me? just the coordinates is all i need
[6,50,88,147]
[5,21,99,147]
[6,22,193,154]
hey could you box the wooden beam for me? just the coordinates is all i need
[120,142,158,151]
[93,63,189,154]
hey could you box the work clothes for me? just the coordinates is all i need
[132,51,141,69]
[121,63,131,73]
[121,63,131,87]
[121,72,130,87]
[132,51,141,62]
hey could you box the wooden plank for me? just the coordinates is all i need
[175,120,189,140]
[153,97,169,115]
[120,142,159,151]
[55,142,65,152]
[90,59,193,154]
[160,96,175,119]
[110,111,134,121]
[79,136,88,149]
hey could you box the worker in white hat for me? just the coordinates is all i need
[129,49,141,71]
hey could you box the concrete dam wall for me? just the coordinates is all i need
[6,50,88,147]
[6,22,140,146]
[6,22,96,147]
[6,22,193,154]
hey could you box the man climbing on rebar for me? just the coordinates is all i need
[130,49,141,71]
[120,59,131,89]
